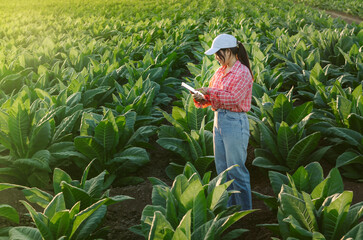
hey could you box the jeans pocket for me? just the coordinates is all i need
[225,111,239,121]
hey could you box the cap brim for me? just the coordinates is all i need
[204,47,219,55]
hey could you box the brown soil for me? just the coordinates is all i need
[323,9,362,24]
[1,140,362,239]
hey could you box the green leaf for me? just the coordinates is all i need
[286,132,321,170]
[193,189,207,231]
[322,191,353,240]
[94,120,116,152]
[53,168,73,195]
[259,123,282,162]
[336,151,363,168]
[49,210,70,239]
[73,206,107,240]
[29,120,51,156]
[336,96,352,126]
[15,150,51,172]
[22,188,53,209]
[172,210,191,240]
[222,228,249,240]
[53,110,81,143]
[74,136,104,161]
[305,162,324,192]
[0,204,19,224]
[207,180,233,211]
[148,211,174,240]
[157,138,190,160]
[273,94,292,123]
[252,157,290,172]
[43,193,66,220]
[279,193,315,232]
[61,182,92,210]
[70,199,108,238]
[277,122,296,159]
[286,102,313,126]
[80,160,94,189]
[180,175,203,210]
[269,171,289,196]
[8,104,30,157]
[21,201,53,240]
[341,222,363,239]
[9,227,42,240]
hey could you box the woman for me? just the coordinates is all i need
[193,33,253,210]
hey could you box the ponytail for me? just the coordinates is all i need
[236,41,253,79]
[215,40,254,80]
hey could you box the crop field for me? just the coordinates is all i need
[0,0,362,239]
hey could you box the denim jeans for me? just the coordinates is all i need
[213,109,252,210]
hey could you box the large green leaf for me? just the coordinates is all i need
[29,120,51,156]
[157,138,191,159]
[53,168,73,195]
[21,201,53,240]
[336,96,352,126]
[148,211,174,240]
[0,204,19,224]
[336,151,363,168]
[193,190,207,232]
[252,157,290,172]
[49,210,70,239]
[73,206,107,240]
[52,110,82,143]
[8,104,30,157]
[43,193,66,220]
[322,191,353,240]
[279,193,316,232]
[273,94,292,123]
[277,121,296,159]
[341,222,363,239]
[60,182,92,210]
[70,199,108,238]
[9,227,42,240]
[286,132,321,170]
[269,171,289,196]
[94,120,116,153]
[180,175,203,210]
[258,123,282,162]
[15,150,51,172]
[111,147,149,172]
[286,102,313,126]
[172,210,191,240]
[74,136,104,161]
[22,187,53,209]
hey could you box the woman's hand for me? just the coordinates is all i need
[193,93,207,104]
[197,87,209,95]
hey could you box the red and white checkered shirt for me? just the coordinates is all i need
[194,60,253,112]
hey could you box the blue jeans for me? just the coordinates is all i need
[213,109,252,210]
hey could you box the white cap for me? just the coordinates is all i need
[204,34,237,55]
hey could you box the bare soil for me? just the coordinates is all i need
[323,9,362,24]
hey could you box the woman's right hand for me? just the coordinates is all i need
[193,93,207,104]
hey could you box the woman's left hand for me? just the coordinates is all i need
[197,87,209,95]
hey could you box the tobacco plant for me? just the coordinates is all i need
[0,160,132,239]
[74,109,157,186]
[130,162,255,240]
[249,93,330,172]
[157,94,214,178]
[254,162,363,239]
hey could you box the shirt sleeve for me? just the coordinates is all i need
[207,68,252,110]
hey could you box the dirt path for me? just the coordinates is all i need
[314,8,362,24]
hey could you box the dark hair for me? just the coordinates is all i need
[215,41,253,79]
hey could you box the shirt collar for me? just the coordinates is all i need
[219,60,240,75]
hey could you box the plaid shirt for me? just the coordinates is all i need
[194,60,253,112]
